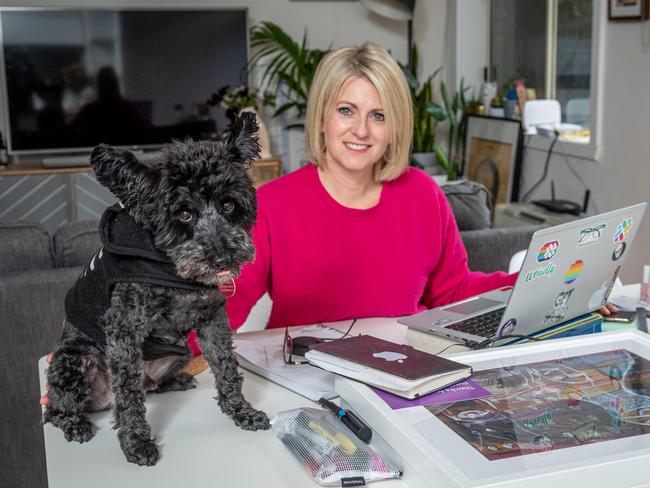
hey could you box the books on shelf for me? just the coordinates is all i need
[304,335,472,400]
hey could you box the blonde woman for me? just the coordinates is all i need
[216,41,516,334]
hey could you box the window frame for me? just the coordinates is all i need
[493,0,604,161]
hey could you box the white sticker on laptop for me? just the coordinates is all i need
[577,224,606,248]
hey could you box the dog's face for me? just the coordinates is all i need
[90,112,260,285]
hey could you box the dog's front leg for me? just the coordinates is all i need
[104,289,159,466]
[197,310,270,431]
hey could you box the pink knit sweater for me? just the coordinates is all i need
[224,164,516,330]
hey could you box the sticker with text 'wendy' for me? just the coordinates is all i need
[563,260,584,285]
[537,240,559,262]
[577,224,606,248]
[613,217,633,243]
[525,262,556,283]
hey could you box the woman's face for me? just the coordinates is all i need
[322,76,388,178]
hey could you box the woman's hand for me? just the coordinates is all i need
[598,303,618,316]
[39,353,53,406]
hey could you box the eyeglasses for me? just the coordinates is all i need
[283,327,311,365]
[282,319,358,366]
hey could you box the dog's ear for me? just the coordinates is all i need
[90,144,157,208]
[224,111,261,167]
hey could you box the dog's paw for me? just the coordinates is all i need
[232,407,271,431]
[155,372,197,393]
[61,417,95,443]
[123,438,160,466]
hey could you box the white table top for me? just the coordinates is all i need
[40,284,645,487]
[39,317,454,488]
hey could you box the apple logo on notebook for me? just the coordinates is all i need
[373,351,407,363]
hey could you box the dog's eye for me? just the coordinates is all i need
[178,210,194,223]
[222,200,235,215]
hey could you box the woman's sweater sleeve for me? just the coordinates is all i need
[225,207,273,330]
[420,188,517,309]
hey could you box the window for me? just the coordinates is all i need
[490,0,594,131]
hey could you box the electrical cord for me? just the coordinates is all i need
[522,131,560,202]
[465,333,543,350]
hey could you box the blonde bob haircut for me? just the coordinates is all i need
[305,42,413,182]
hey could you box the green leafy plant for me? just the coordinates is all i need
[249,22,329,119]
[207,84,276,122]
[399,45,445,154]
[432,79,471,181]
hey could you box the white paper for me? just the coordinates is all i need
[233,325,343,401]
[608,294,650,312]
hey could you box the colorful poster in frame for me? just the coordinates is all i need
[336,330,650,487]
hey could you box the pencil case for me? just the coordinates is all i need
[271,407,402,486]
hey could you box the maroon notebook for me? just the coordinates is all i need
[309,335,470,381]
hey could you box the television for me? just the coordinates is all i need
[0,8,249,155]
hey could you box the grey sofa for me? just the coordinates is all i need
[0,185,542,488]
[0,220,99,488]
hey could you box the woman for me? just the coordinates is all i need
[222,41,516,332]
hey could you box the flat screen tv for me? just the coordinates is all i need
[0,8,248,155]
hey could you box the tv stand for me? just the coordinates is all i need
[42,149,147,168]
[42,154,91,168]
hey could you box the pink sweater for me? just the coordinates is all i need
[225,163,516,330]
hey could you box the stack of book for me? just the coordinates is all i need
[304,335,472,400]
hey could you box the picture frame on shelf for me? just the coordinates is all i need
[462,115,523,206]
[336,330,650,488]
[608,0,649,20]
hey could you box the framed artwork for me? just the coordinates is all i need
[337,330,650,487]
[609,0,649,20]
[462,115,523,205]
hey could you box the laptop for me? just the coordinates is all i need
[399,203,647,346]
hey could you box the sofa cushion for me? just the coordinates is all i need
[0,221,53,275]
[53,220,101,268]
[441,180,492,231]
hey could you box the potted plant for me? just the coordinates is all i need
[248,21,329,120]
[399,45,447,176]
[207,84,276,159]
[429,79,472,181]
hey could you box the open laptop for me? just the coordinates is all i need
[399,203,647,346]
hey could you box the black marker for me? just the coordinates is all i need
[318,397,372,443]
[637,307,648,333]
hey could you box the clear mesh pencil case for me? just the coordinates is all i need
[271,407,402,486]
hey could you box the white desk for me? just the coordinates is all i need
[40,286,644,488]
[39,318,457,488]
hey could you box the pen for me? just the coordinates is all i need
[637,307,648,333]
[318,397,372,443]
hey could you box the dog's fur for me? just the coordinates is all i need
[44,112,270,466]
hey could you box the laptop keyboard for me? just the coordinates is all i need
[444,308,506,338]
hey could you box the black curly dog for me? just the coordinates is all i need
[44,112,270,466]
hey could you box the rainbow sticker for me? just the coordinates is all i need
[613,218,633,243]
[563,260,584,285]
[537,240,560,262]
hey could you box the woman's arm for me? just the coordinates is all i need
[420,190,516,309]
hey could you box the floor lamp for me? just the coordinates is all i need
[360,0,416,69]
